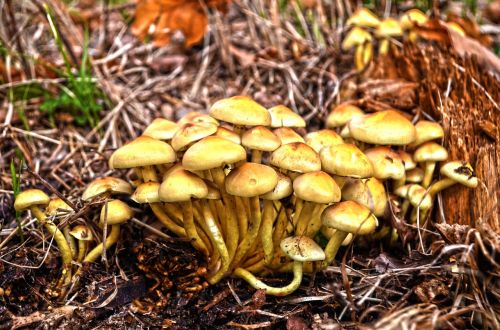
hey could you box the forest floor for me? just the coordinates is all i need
[0,1,499,329]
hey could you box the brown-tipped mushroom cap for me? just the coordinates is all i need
[182,136,247,171]
[242,126,281,152]
[142,118,179,140]
[82,177,133,201]
[225,163,278,197]
[413,142,448,163]
[214,126,241,145]
[46,198,73,216]
[399,151,417,170]
[14,189,50,211]
[348,110,416,145]
[376,18,403,37]
[131,182,161,204]
[320,144,373,178]
[261,172,293,200]
[99,200,133,226]
[341,177,387,217]
[305,129,344,153]
[440,161,478,188]
[69,225,93,241]
[273,127,305,145]
[406,167,424,183]
[400,9,428,30]
[346,8,381,28]
[109,136,176,169]
[280,236,325,262]
[365,147,405,180]
[177,111,219,127]
[326,103,365,128]
[270,142,321,173]
[171,122,218,151]
[209,96,271,126]
[322,201,378,235]
[159,168,208,202]
[268,105,306,128]
[293,171,341,204]
[410,120,445,148]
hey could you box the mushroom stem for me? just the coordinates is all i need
[181,200,209,257]
[234,260,303,296]
[142,165,158,182]
[379,38,390,55]
[401,199,410,217]
[150,203,186,237]
[321,231,349,269]
[272,205,291,248]
[295,202,316,235]
[428,178,456,197]
[76,239,87,263]
[30,207,73,287]
[235,197,249,239]
[230,196,262,270]
[83,224,121,263]
[211,167,239,261]
[422,161,436,188]
[202,201,230,284]
[304,205,325,237]
[63,227,77,260]
[251,150,263,164]
[261,200,278,265]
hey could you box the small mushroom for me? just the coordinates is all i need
[242,126,281,163]
[413,142,448,188]
[46,198,77,260]
[346,7,381,28]
[428,161,478,197]
[234,236,325,296]
[375,18,403,55]
[142,118,179,141]
[82,177,132,201]
[342,27,373,71]
[268,105,306,128]
[69,225,93,263]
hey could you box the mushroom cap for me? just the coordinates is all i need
[348,110,416,145]
[440,161,478,188]
[14,189,50,211]
[268,105,306,128]
[340,125,352,138]
[177,111,219,127]
[69,225,93,241]
[399,151,417,170]
[209,96,271,126]
[261,172,293,200]
[342,27,373,50]
[242,126,281,152]
[142,118,179,140]
[182,136,247,171]
[159,167,208,202]
[305,129,344,153]
[446,22,466,37]
[171,122,218,151]
[320,144,373,178]
[82,177,132,201]
[131,182,161,204]
[406,167,424,183]
[365,147,405,180]
[270,142,321,173]
[326,103,365,128]
[225,163,278,197]
[413,142,448,163]
[109,136,176,169]
[407,184,432,210]
[376,18,403,37]
[346,8,381,28]
[341,177,387,217]
[409,120,444,148]
[400,9,428,30]
[214,126,241,145]
[46,198,73,216]
[394,184,412,198]
[321,201,378,235]
[273,127,305,145]
[99,200,133,226]
[280,236,325,262]
[293,171,341,204]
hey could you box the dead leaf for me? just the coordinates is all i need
[132,0,230,48]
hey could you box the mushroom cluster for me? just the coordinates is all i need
[15,96,478,296]
[343,7,438,71]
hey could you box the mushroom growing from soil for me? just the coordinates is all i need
[69,225,93,263]
[15,190,73,292]
[234,236,325,296]
[428,161,478,197]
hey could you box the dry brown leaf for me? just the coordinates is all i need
[132,0,230,48]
